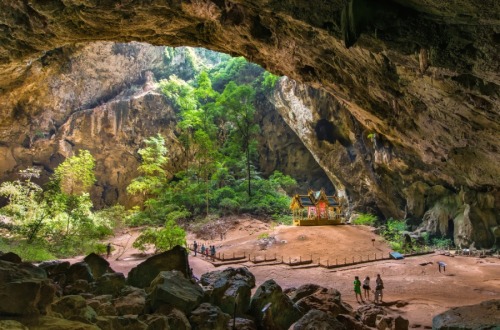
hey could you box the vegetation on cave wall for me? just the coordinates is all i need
[128,49,292,225]
[0,47,291,258]
[0,152,118,260]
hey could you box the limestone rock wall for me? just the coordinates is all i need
[272,77,499,248]
[0,42,332,208]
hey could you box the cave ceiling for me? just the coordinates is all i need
[0,1,499,198]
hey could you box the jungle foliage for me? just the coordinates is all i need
[129,49,291,227]
[0,151,118,260]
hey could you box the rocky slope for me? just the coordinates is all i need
[0,1,498,247]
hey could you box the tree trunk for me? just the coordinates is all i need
[246,147,251,197]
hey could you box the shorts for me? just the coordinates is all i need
[363,285,370,290]
[354,287,361,294]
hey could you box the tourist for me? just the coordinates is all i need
[201,244,206,257]
[210,245,216,260]
[375,274,384,303]
[106,243,111,259]
[354,276,364,303]
[193,240,198,256]
[362,276,371,300]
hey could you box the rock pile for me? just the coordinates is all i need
[0,246,416,329]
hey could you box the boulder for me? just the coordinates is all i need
[138,314,171,330]
[376,315,393,330]
[394,315,409,330]
[127,245,189,288]
[0,320,28,329]
[356,305,386,328]
[226,317,257,330]
[114,286,147,315]
[165,308,191,330]
[38,260,70,284]
[286,284,320,302]
[26,316,99,330]
[38,260,70,276]
[95,315,148,330]
[65,262,94,284]
[249,279,303,330]
[291,284,352,317]
[0,260,56,316]
[0,252,22,263]
[147,270,203,315]
[83,253,114,279]
[64,279,91,295]
[93,272,126,296]
[189,303,231,330]
[293,309,346,329]
[199,267,255,315]
[87,295,117,316]
[336,314,370,330]
[50,295,97,324]
[432,299,500,330]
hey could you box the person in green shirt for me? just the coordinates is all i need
[354,276,364,303]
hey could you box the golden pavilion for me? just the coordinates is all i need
[290,189,344,226]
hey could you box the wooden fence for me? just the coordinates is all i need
[188,244,435,268]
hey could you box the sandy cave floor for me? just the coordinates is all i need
[71,217,500,329]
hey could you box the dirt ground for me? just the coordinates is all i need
[79,216,500,329]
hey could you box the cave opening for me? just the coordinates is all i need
[0,3,499,327]
[447,217,454,239]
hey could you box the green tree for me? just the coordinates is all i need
[46,150,97,236]
[0,167,47,242]
[127,135,169,223]
[54,149,96,195]
[127,134,168,197]
[133,219,187,253]
[218,82,259,197]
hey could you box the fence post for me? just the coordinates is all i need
[336,258,338,266]
[344,257,346,265]
[352,257,354,263]
[327,259,329,267]
[289,257,291,264]
[300,256,302,262]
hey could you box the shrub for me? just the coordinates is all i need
[258,232,269,239]
[219,198,240,215]
[389,241,403,253]
[431,237,453,249]
[0,238,55,262]
[276,215,293,225]
[133,219,187,253]
[353,213,377,226]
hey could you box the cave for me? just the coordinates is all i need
[0,1,499,328]
[0,0,498,247]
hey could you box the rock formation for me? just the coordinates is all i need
[0,1,498,247]
[0,41,332,209]
[0,250,413,330]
